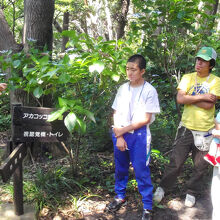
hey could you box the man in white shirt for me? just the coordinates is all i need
[106,54,160,220]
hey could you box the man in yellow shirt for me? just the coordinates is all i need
[154,47,220,207]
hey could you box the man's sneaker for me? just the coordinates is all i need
[142,209,151,220]
[185,194,195,207]
[153,186,165,203]
[105,197,126,212]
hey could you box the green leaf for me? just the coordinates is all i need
[76,118,86,134]
[33,87,43,98]
[177,11,186,19]
[73,106,95,123]
[31,55,39,64]
[47,107,67,122]
[59,73,71,83]
[39,56,49,66]
[119,64,126,74]
[64,112,77,132]
[23,66,35,77]
[151,149,160,154]
[62,30,77,38]
[12,60,21,68]
[58,97,69,107]
[84,110,96,123]
[89,61,105,74]
[63,54,70,64]
[43,69,58,78]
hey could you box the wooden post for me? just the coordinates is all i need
[11,104,24,215]
[13,161,24,215]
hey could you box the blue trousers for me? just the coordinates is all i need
[112,126,153,210]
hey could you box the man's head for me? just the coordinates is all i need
[126,54,146,86]
[127,54,146,70]
[196,47,217,73]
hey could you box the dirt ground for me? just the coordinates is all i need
[71,192,213,220]
[0,131,213,220]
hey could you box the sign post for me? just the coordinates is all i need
[0,105,69,216]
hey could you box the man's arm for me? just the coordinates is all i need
[177,89,216,109]
[113,113,152,138]
[0,83,7,95]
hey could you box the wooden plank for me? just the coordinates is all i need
[0,143,27,183]
[12,124,69,142]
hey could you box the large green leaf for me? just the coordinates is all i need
[33,87,43,98]
[64,112,77,132]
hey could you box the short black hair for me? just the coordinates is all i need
[127,54,146,70]
[209,59,216,73]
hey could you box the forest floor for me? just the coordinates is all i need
[0,131,213,220]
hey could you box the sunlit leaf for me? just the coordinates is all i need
[64,112,77,132]
[47,107,67,122]
[89,61,105,74]
[111,74,120,82]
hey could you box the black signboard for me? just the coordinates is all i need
[12,106,69,142]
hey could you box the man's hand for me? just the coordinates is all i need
[0,83,7,95]
[113,127,125,138]
[116,136,128,151]
[177,90,217,109]
[201,93,217,103]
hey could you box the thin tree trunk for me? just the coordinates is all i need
[103,0,113,40]
[115,0,130,39]
[61,11,69,52]
[53,19,63,33]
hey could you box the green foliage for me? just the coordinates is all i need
[0,0,24,41]
[23,167,84,211]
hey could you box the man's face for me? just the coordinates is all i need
[195,57,211,75]
[126,62,145,84]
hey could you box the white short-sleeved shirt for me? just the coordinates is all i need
[112,81,160,127]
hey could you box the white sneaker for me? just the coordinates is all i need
[185,194,195,207]
[153,187,165,203]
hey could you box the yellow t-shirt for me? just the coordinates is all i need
[177,72,220,131]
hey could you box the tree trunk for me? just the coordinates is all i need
[115,0,130,39]
[23,0,54,51]
[61,11,69,52]
[0,9,20,51]
[103,0,113,40]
